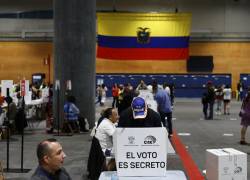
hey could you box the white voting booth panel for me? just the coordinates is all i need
[139,90,154,101]
[206,148,247,180]
[138,90,157,112]
[99,170,187,180]
[1,80,13,97]
[114,128,167,177]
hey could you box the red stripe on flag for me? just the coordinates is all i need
[171,131,205,180]
[97,47,188,60]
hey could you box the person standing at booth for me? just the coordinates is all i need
[118,96,162,128]
[152,82,173,137]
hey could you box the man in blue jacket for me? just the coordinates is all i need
[152,82,173,137]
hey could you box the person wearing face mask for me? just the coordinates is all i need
[30,138,71,180]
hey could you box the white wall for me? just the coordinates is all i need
[97,0,250,34]
[0,19,52,32]
[0,0,250,38]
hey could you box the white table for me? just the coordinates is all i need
[99,170,187,180]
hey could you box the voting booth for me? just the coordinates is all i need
[114,128,168,177]
[1,80,13,97]
[206,148,247,180]
[99,171,187,180]
[138,90,157,112]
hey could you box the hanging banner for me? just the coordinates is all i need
[1,80,13,97]
[97,12,192,60]
[20,80,29,97]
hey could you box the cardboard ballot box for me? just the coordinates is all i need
[114,128,168,177]
[206,148,247,180]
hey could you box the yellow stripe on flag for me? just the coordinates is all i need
[97,12,192,37]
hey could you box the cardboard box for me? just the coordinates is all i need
[206,148,247,180]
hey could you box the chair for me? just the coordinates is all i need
[87,136,106,180]
[0,111,5,126]
[61,120,74,135]
[0,111,9,140]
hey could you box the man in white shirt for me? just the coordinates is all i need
[95,108,119,153]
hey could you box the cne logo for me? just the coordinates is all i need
[137,27,151,44]
[144,135,156,144]
[234,167,242,174]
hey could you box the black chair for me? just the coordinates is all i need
[87,136,106,180]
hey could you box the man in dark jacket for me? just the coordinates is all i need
[31,138,71,180]
[206,81,215,120]
[118,97,162,127]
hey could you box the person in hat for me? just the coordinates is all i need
[118,97,162,127]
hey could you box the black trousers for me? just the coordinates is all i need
[159,111,173,135]
[203,103,208,119]
[112,96,118,108]
[208,102,214,119]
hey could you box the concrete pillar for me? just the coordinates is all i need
[53,0,96,129]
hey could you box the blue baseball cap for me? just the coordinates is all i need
[131,97,147,119]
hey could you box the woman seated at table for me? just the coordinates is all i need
[64,95,80,133]
[95,107,119,155]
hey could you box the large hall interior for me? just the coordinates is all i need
[0,0,250,180]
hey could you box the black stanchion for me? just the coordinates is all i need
[20,96,25,171]
[5,95,10,171]
[57,88,60,136]
[53,88,61,136]
[4,88,30,173]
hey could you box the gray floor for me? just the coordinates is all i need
[0,98,249,180]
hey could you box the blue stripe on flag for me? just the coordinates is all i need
[98,35,189,48]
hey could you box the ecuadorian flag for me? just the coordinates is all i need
[97,12,192,60]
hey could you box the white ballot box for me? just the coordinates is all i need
[206,148,247,180]
[114,128,168,177]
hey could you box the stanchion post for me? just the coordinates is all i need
[57,88,60,136]
[6,88,10,171]
[21,96,25,171]
[3,81,30,173]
